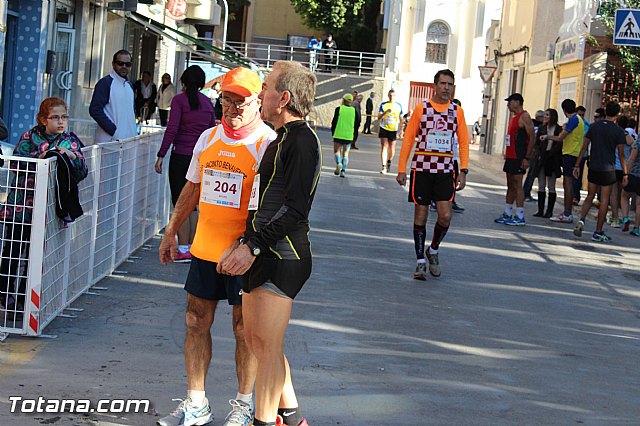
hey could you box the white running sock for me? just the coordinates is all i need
[516,207,525,219]
[236,392,253,406]
[178,245,189,254]
[504,204,513,215]
[187,390,206,407]
[428,247,439,255]
[417,259,426,264]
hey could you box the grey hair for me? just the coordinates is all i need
[272,61,317,118]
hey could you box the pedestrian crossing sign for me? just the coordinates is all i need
[614,9,640,46]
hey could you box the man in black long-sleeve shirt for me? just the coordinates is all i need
[219,61,319,426]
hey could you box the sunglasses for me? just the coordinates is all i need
[594,115,601,119]
[114,61,132,67]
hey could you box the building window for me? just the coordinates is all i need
[425,21,449,64]
[558,77,577,121]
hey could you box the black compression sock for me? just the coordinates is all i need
[431,222,449,250]
[413,224,426,259]
[278,407,303,425]
[253,419,276,426]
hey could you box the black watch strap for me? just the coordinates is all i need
[245,239,261,256]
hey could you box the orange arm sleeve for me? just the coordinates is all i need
[456,107,470,170]
[398,103,423,174]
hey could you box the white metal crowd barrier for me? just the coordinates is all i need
[0,131,170,339]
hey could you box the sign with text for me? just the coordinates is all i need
[554,35,585,65]
[614,9,640,46]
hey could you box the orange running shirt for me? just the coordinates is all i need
[398,100,469,174]
[186,123,277,263]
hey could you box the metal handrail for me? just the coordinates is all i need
[196,39,386,77]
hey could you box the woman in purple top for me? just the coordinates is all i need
[155,65,215,262]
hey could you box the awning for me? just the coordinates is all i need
[124,11,259,71]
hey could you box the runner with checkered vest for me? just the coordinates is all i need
[396,69,470,280]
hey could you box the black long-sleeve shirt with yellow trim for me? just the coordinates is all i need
[245,120,322,260]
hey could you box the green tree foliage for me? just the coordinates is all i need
[290,0,366,33]
[291,0,382,52]
[597,1,640,82]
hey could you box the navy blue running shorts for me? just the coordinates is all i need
[184,255,244,305]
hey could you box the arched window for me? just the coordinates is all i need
[426,21,449,64]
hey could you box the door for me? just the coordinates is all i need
[1,14,18,138]
[408,82,434,112]
[50,25,75,105]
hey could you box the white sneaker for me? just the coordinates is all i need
[157,397,213,426]
[223,399,253,426]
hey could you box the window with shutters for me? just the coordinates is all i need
[425,21,450,64]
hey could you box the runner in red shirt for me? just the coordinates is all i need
[494,93,535,226]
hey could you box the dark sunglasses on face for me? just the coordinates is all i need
[594,115,601,119]
[114,61,132,67]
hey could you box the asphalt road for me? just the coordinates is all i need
[1,128,639,426]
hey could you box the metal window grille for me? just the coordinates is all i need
[426,21,449,64]
[426,43,448,64]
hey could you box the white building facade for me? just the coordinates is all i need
[382,0,502,128]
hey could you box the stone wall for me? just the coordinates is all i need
[311,74,386,131]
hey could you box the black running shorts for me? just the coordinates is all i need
[378,127,398,141]
[503,158,525,175]
[184,256,244,305]
[588,169,617,186]
[624,174,640,194]
[244,256,312,300]
[408,170,455,205]
[562,155,578,177]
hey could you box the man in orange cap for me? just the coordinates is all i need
[158,67,277,426]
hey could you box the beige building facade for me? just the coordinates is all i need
[485,0,610,157]
[485,0,564,155]
[245,0,314,44]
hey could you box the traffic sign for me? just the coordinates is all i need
[478,66,497,83]
[614,9,640,46]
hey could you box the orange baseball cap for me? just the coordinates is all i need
[221,67,262,98]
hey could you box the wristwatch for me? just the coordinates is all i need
[461,168,469,174]
[244,239,261,256]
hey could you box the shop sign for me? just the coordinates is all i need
[554,35,585,65]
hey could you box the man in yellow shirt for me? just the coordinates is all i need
[396,69,469,280]
[545,98,584,223]
[378,89,404,174]
[158,67,277,426]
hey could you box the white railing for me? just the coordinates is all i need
[204,40,386,77]
[0,132,170,338]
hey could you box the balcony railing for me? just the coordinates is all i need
[196,39,386,78]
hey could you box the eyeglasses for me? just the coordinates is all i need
[114,61,132,67]
[594,115,601,119]
[47,115,69,121]
[221,96,256,110]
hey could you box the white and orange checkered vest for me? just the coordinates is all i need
[411,100,458,174]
